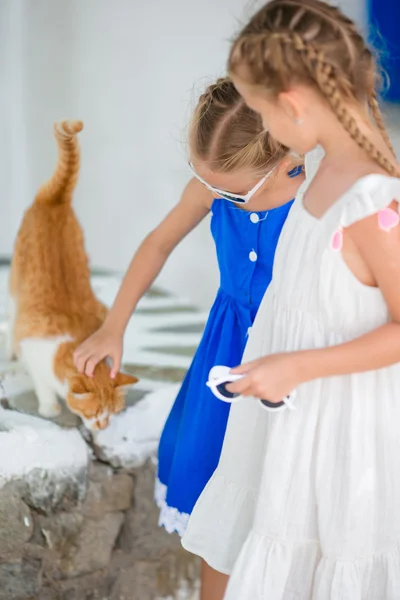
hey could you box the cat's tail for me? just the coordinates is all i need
[35,120,83,205]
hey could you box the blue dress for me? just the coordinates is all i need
[156,169,301,536]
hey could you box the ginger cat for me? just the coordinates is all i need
[7,120,137,429]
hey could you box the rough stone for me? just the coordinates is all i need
[41,512,124,579]
[110,552,199,600]
[0,409,89,513]
[40,512,84,555]
[83,470,134,518]
[23,466,87,513]
[38,570,110,600]
[119,461,181,560]
[0,487,33,557]
[0,558,42,599]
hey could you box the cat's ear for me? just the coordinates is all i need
[113,372,138,388]
[69,377,88,396]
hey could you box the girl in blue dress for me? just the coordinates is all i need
[74,78,304,600]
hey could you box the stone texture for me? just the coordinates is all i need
[119,461,181,560]
[0,558,42,599]
[110,552,199,600]
[38,570,110,600]
[20,466,87,514]
[41,511,124,579]
[83,467,134,518]
[0,488,33,557]
[0,409,89,513]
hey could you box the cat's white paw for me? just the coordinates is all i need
[38,402,62,418]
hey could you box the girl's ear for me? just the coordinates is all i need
[278,90,305,125]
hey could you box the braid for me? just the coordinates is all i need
[229,0,399,178]
[368,90,396,158]
[197,77,241,112]
[290,34,400,177]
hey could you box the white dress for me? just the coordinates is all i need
[182,169,400,599]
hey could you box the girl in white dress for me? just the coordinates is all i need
[182,1,400,598]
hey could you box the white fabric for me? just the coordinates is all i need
[154,478,190,537]
[304,144,325,179]
[182,172,400,599]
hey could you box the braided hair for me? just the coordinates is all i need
[190,77,290,174]
[228,0,399,177]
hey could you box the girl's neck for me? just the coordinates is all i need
[317,105,394,173]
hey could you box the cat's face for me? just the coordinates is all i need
[66,369,138,430]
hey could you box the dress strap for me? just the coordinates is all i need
[305,146,325,181]
[338,175,400,228]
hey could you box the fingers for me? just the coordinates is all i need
[226,377,253,396]
[110,352,122,379]
[84,355,104,378]
[73,345,105,378]
[231,358,263,375]
[73,346,90,374]
[227,370,284,404]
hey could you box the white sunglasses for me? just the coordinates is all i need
[189,162,277,205]
[206,365,296,412]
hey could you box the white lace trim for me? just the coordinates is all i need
[154,478,190,537]
[154,478,167,509]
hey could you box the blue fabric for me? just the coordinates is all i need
[157,168,301,527]
[368,0,400,101]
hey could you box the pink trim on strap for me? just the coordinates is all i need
[331,227,343,251]
[378,207,400,232]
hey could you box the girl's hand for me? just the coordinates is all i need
[73,325,123,378]
[227,352,306,403]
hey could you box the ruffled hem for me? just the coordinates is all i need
[225,530,400,600]
[154,478,190,537]
[181,474,257,575]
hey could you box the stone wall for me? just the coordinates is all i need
[0,450,198,600]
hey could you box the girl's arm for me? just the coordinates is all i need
[229,202,400,401]
[74,178,212,376]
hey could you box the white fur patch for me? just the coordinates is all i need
[81,408,109,430]
[19,335,73,399]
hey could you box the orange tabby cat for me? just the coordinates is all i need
[7,120,137,429]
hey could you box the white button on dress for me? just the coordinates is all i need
[249,251,257,262]
[250,213,260,224]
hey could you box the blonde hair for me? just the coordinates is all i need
[190,77,293,175]
[228,0,399,177]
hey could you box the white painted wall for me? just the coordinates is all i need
[0,0,366,308]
